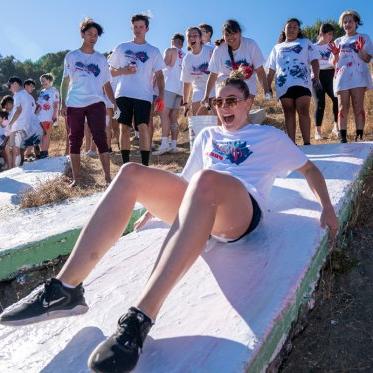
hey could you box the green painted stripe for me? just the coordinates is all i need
[0,208,145,281]
[247,155,372,373]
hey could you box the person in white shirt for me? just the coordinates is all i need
[109,14,165,166]
[23,79,38,161]
[199,23,214,46]
[312,23,339,140]
[60,18,117,187]
[0,69,338,373]
[154,33,185,155]
[36,73,60,157]
[267,18,320,145]
[181,26,215,116]
[6,77,34,168]
[202,19,271,106]
[328,10,373,143]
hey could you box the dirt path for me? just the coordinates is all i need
[279,168,373,372]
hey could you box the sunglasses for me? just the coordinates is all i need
[212,96,246,108]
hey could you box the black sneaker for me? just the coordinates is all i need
[88,307,153,372]
[0,278,88,326]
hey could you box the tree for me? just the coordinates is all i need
[303,19,344,42]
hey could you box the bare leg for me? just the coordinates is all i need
[169,109,179,142]
[119,124,131,151]
[337,90,350,131]
[70,154,81,185]
[98,152,111,183]
[57,163,187,286]
[295,96,311,144]
[135,170,253,320]
[41,127,52,152]
[159,108,171,140]
[138,123,151,151]
[350,87,366,131]
[280,98,297,143]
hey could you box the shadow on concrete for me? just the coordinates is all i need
[41,327,105,373]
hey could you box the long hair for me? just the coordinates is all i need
[278,18,304,43]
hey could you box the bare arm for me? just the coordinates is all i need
[103,81,117,110]
[267,68,276,89]
[60,76,70,116]
[255,66,270,93]
[297,160,338,236]
[8,106,22,127]
[110,66,136,77]
[202,72,218,103]
[164,48,177,67]
[311,59,320,80]
[154,70,165,99]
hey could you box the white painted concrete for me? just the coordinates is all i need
[0,143,372,373]
[0,156,67,211]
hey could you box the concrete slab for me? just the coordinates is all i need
[0,156,67,210]
[0,143,372,373]
[249,108,266,124]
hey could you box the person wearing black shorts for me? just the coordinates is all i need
[267,18,320,145]
[109,14,165,165]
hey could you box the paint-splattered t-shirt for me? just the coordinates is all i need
[37,87,59,122]
[313,43,334,70]
[181,124,308,212]
[163,48,185,96]
[208,37,265,95]
[109,41,165,102]
[63,49,111,108]
[267,38,318,99]
[181,44,215,102]
[332,33,373,94]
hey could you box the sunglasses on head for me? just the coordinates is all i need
[212,96,246,108]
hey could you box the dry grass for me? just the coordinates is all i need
[19,90,373,208]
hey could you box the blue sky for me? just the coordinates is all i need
[1,0,372,61]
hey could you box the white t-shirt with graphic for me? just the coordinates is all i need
[313,43,334,70]
[208,37,265,95]
[332,33,373,94]
[163,48,184,95]
[109,41,165,102]
[37,86,59,122]
[181,124,308,212]
[10,90,35,133]
[181,44,215,102]
[63,49,111,108]
[267,38,319,98]
[25,114,43,139]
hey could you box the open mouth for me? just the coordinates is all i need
[222,114,235,124]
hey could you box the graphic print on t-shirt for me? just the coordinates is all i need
[125,50,149,63]
[191,62,210,75]
[276,44,309,87]
[319,49,331,60]
[207,140,253,165]
[225,58,253,71]
[75,62,101,77]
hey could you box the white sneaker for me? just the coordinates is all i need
[86,150,97,158]
[152,146,170,156]
[314,132,322,140]
[331,123,339,137]
[168,147,181,154]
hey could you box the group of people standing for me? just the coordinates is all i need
[1,10,371,185]
[0,9,369,373]
[0,74,59,169]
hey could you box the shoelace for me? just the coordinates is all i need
[115,313,145,351]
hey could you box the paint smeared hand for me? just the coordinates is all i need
[355,36,365,52]
[154,97,165,113]
[328,41,340,56]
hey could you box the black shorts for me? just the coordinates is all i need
[227,194,262,243]
[280,85,312,100]
[116,96,152,130]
